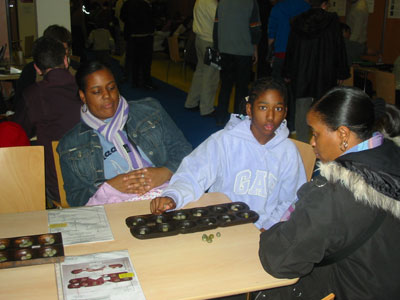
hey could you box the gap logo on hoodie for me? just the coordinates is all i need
[234,170,277,197]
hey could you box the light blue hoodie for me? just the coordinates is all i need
[162,116,307,229]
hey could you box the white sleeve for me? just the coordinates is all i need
[161,135,223,209]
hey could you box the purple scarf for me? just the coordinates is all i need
[81,96,150,170]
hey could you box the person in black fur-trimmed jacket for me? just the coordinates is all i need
[258,87,400,300]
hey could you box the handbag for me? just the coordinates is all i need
[204,47,222,70]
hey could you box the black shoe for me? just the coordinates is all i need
[201,110,216,118]
[184,106,200,112]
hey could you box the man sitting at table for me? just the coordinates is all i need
[12,25,79,128]
[21,37,81,208]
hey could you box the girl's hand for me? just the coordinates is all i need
[150,197,176,215]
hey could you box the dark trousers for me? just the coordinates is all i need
[295,97,313,143]
[216,53,252,122]
[271,56,284,79]
[126,35,154,86]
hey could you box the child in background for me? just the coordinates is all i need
[150,77,307,230]
[86,22,115,63]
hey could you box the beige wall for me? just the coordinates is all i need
[366,0,400,63]
[18,0,36,55]
[35,0,71,37]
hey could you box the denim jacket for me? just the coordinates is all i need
[57,97,192,207]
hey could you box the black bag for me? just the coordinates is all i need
[203,47,222,70]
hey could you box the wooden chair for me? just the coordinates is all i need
[0,146,45,213]
[290,138,316,181]
[166,35,186,81]
[343,66,354,87]
[321,293,335,300]
[375,70,396,105]
[52,141,69,208]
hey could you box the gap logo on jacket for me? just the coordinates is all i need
[234,169,277,197]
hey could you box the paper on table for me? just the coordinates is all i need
[48,206,114,245]
[55,250,146,300]
[10,66,22,74]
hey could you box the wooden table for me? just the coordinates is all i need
[0,193,297,300]
[0,73,20,81]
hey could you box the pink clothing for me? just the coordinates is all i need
[86,182,168,206]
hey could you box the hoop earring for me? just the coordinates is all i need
[81,103,88,113]
[340,141,348,152]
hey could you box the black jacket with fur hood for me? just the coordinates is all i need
[259,139,400,300]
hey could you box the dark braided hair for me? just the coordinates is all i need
[240,77,288,115]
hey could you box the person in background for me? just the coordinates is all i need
[347,0,369,45]
[213,0,262,126]
[283,0,349,143]
[120,0,156,90]
[267,0,309,133]
[22,37,82,207]
[341,23,379,67]
[70,0,87,61]
[256,0,275,79]
[13,25,79,127]
[259,86,400,300]
[341,22,379,97]
[153,20,171,52]
[267,0,310,79]
[184,0,219,117]
[86,21,115,63]
[0,121,30,147]
[57,61,192,207]
[114,0,126,33]
[151,77,306,231]
[114,0,127,55]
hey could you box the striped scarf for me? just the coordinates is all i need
[81,96,150,170]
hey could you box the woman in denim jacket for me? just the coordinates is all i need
[57,61,192,207]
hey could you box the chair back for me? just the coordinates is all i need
[167,36,182,63]
[290,138,316,181]
[375,70,396,105]
[0,146,45,213]
[342,66,354,87]
[321,293,335,300]
[52,141,69,208]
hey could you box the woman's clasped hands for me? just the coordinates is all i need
[107,167,172,195]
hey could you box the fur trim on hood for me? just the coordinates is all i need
[319,161,400,219]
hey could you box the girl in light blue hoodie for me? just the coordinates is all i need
[151,77,306,230]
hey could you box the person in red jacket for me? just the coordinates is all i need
[0,121,30,147]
